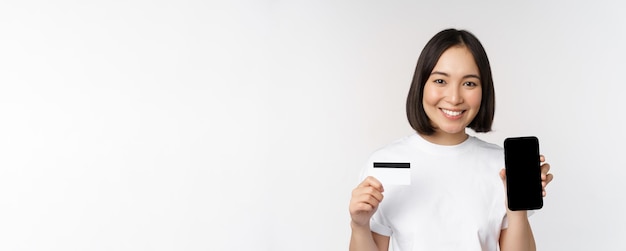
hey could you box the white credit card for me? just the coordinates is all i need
[370,162,411,186]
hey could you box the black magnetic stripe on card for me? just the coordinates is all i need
[373,162,410,168]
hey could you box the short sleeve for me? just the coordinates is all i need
[370,208,392,236]
[501,210,536,230]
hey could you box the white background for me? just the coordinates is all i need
[1,1,625,250]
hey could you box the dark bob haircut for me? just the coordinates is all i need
[406,28,495,135]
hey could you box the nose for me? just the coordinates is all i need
[445,85,463,105]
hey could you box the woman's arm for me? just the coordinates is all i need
[499,211,536,251]
[499,155,553,251]
[349,223,390,251]
[349,176,388,251]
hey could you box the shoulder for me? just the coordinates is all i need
[468,136,504,165]
[368,134,417,160]
[470,136,503,152]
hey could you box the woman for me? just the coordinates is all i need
[348,29,554,251]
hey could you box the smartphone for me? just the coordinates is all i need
[504,136,543,211]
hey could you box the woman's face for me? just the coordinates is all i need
[422,45,482,140]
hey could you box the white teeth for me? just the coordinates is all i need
[442,109,462,116]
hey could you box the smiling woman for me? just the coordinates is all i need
[3,1,625,250]
[421,46,483,145]
[348,29,553,251]
[406,30,495,145]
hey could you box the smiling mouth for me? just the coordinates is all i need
[441,108,464,117]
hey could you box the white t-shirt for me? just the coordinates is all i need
[363,133,508,251]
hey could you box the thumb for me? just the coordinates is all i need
[500,168,512,212]
[499,168,507,189]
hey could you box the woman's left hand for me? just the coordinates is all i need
[499,155,554,197]
[539,155,554,197]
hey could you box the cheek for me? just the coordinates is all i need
[422,85,440,106]
[468,91,482,109]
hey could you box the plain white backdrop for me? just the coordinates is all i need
[1,0,625,250]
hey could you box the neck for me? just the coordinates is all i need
[420,131,469,146]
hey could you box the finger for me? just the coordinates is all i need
[364,186,384,202]
[499,169,507,189]
[541,163,550,173]
[357,193,382,209]
[353,202,375,213]
[541,163,551,177]
[540,155,545,163]
[366,194,382,207]
[545,173,554,185]
[541,173,554,197]
[350,193,378,212]
[359,176,385,192]
[353,186,384,203]
[499,169,508,190]
[541,173,553,187]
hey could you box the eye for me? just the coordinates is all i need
[434,79,445,84]
[464,81,478,87]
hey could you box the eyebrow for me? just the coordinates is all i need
[430,71,481,80]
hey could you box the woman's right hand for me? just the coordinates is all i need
[349,176,385,227]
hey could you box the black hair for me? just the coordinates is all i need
[406,28,495,135]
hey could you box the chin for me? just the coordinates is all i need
[438,127,467,135]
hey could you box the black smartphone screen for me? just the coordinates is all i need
[504,137,543,211]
